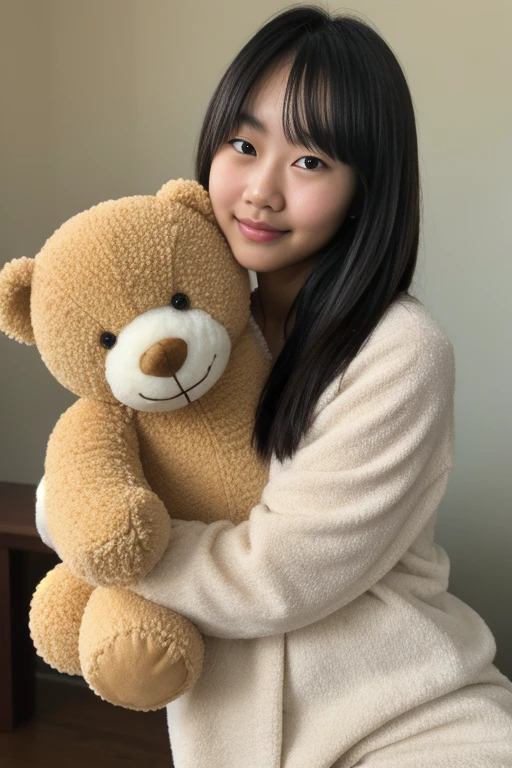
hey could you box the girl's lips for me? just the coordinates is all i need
[236,218,289,242]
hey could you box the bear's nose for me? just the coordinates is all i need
[139,338,188,377]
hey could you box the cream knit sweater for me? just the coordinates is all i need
[131,294,512,767]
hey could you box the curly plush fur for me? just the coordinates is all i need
[0,179,271,710]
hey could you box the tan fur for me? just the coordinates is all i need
[0,256,36,344]
[0,179,271,711]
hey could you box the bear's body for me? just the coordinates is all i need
[0,179,271,711]
[135,324,270,525]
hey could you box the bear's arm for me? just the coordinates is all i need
[43,398,171,586]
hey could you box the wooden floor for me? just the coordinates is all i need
[0,674,173,768]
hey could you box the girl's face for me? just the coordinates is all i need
[208,60,358,274]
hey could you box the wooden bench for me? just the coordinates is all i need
[0,481,57,731]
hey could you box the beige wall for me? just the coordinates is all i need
[1,1,511,675]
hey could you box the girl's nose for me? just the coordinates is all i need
[242,165,285,211]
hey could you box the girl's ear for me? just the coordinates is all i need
[156,178,217,225]
[0,256,36,345]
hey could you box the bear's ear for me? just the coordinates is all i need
[156,178,217,225]
[0,257,36,345]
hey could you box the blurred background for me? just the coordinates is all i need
[1,0,511,697]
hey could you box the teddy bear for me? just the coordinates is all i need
[0,178,272,711]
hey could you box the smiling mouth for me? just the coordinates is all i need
[139,354,217,404]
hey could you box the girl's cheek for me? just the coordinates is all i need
[210,156,238,209]
[298,188,350,229]
[208,171,227,217]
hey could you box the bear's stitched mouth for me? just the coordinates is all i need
[139,354,217,404]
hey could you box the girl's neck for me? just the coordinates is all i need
[250,254,321,360]
[252,254,321,336]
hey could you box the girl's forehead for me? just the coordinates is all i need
[242,57,330,120]
[242,65,291,112]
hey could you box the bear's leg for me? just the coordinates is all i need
[29,562,95,676]
[79,587,204,711]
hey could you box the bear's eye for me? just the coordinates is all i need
[100,332,117,349]
[171,292,190,310]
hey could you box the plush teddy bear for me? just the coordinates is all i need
[0,179,272,711]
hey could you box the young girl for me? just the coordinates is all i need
[132,6,512,766]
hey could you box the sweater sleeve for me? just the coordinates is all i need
[130,307,455,639]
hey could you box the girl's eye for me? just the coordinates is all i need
[294,156,326,171]
[227,138,326,170]
[228,138,256,155]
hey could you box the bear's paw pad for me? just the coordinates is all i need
[83,629,193,711]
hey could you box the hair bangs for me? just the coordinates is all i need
[282,45,351,166]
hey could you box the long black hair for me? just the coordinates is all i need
[195,5,421,462]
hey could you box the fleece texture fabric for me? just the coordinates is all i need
[0,179,273,711]
[130,294,512,767]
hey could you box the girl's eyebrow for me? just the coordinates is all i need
[235,111,267,134]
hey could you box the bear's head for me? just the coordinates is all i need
[0,179,250,411]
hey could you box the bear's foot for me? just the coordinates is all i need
[79,586,204,711]
[29,562,95,676]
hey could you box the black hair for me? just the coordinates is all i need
[195,4,421,462]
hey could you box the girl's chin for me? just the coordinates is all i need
[231,250,284,272]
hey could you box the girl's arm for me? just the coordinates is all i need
[130,312,455,639]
